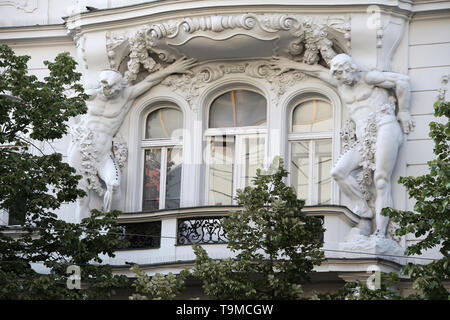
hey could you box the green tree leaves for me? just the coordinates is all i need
[381,100,449,300]
[192,157,325,300]
[129,265,190,300]
[0,45,127,299]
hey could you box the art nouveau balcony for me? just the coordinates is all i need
[101,205,405,278]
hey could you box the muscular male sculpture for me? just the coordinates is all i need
[271,54,415,237]
[68,57,195,221]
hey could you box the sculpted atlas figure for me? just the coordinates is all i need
[68,57,195,221]
[272,54,415,238]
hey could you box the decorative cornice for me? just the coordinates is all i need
[159,59,311,110]
[105,13,350,83]
[0,24,69,42]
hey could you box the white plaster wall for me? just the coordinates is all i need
[404,14,450,251]
[6,41,79,223]
[0,0,74,27]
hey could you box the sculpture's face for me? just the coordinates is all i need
[331,62,357,85]
[330,54,358,86]
[99,70,122,99]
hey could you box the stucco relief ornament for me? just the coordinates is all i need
[68,124,105,197]
[106,13,350,84]
[340,119,357,152]
[0,0,37,13]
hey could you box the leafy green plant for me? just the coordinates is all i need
[129,265,190,300]
[192,157,325,299]
[0,44,127,299]
[313,272,405,300]
[382,100,449,300]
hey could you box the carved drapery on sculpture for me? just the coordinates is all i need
[106,13,350,84]
[69,124,128,197]
[340,99,397,203]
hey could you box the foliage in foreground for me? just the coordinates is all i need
[129,265,190,300]
[192,157,325,300]
[314,273,406,300]
[130,158,324,300]
[381,100,449,300]
[0,44,127,299]
[315,101,449,300]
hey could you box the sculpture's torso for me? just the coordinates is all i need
[338,75,396,139]
[78,89,131,158]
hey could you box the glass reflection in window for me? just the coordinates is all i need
[165,147,182,209]
[292,99,332,133]
[142,149,161,211]
[208,136,235,205]
[209,90,266,128]
[145,107,183,139]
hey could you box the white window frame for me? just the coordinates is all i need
[204,130,267,205]
[140,106,183,211]
[204,88,268,205]
[288,97,334,205]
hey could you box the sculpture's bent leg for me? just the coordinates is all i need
[75,181,91,222]
[67,142,91,222]
[98,153,121,212]
[373,122,403,237]
[331,147,372,220]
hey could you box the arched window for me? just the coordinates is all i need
[205,89,267,205]
[289,97,333,205]
[209,90,267,128]
[142,106,183,211]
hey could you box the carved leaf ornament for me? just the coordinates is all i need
[106,13,350,89]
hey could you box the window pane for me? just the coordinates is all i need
[208,136,235,205]
[209,90,266,128]
[292,99,332,133]
[241,135,265,187]
[291,141,310,202]
[145,108,183,139]
[209,92,234,128]
[118,222,161,249]
[142,149,161,211]
[165,147,182,209]
[235,90,267,127]
[314,139,332,204]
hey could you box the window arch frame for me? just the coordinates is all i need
[142,105,184,142]
[282,87,342,207]
[289,96,333,136]
[125,90,191,214]
[140,104,185,211]
[288,96,333,205]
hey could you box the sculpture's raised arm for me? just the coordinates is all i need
[128,57,196,100]
[365,70,415,134]
[84,86,99,101]
[269,56,338,87]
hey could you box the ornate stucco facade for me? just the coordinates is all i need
[1,0,449,297]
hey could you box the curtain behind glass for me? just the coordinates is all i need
[165,147,182,209]
[208,136,235,205]
[142,149,161,211]
[209,90,266,128]
[145,108,183,139]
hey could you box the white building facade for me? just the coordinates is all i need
[1,0,449,297]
